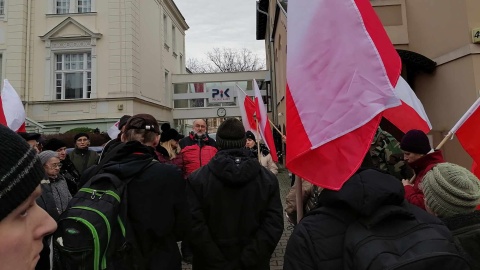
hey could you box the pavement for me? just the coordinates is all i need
[182,166,293,270]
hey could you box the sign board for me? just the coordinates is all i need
[206,82,236,103]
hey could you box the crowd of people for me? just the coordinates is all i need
[1,115,480,269]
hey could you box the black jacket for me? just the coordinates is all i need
[83,141,190,270]
[187,149,283,270]
[443,211,480,269]
[284,169,459,270]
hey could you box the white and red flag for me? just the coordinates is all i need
[286,0,402,190]
[253,79,278,162]
[0,79,26,132]
[235,85,257,135]
[107,121,121,139]
[383,77,432,134]
[449,97,480,179]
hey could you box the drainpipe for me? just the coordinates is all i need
[25,0,32,115]
[256,4,277,124]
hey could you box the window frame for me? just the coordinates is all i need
[52,0,95,14]
[54,52,92,100]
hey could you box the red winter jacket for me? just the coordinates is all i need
[404,150,445,209]
[179,134,217,178]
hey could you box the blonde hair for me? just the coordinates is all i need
[160,140,180,160]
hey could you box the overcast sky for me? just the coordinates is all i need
[174,0,266,61]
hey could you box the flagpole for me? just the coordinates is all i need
[295,175,304,223]
[255,116,261,160]
[436,97,480,149]
[268,118,286,138]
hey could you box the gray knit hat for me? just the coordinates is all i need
[0,124,45,221]
[216,118,246,150]
[38,150,58,165]
[422,163,480,218]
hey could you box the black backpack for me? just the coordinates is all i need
[342,202,471,270]
[53,145,155,270]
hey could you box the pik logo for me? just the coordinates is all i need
[212,88,230,98]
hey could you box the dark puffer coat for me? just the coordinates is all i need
[284,169,464,270]
[187,148,283,270]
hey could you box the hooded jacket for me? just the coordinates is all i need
[187,148,283,270]
[81,141,190,270]
[179,133,217,177]
[284,169,459,270]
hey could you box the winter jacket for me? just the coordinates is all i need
[284,169,458,270]
[156,145,186,178]
[179,133,217,177]
[285,180,323,225]
[81,141,190,270]
[187,148,284,270]
[405,150,445,209]
[443,211,480,269]
[59,155,80,195]
[68,148,99,175]
[248,144,278,175]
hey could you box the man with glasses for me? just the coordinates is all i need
[68,132,99,176]
[179,119,217,178]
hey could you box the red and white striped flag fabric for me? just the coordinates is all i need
[450,97,480,179]
[253,79,278,162]
[0,79,26,132]
[383,77,432,134]
[107,121,121,139]
[286,0,402,190]
[235,85,257,136]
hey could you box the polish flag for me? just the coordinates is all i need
[253,79,278,162]
[107,120,121,139]
[286,0,402,190]
[383,77,432,134]
[450,97,480,178]
[0,79,26,132]
[235,85,258,135]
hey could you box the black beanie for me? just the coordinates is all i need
[160,128,181,142]
[0,125,45,221]
[400,129,431,155]
[246,130,256,141]
[216,118,246,150]
[74,132,90,142]
[43,138,67,151]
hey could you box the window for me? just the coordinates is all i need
[55,52,92,99]
[163,14,168,42]
[55,0,91,14]
[0,0,5,15]
[172,25,176,52]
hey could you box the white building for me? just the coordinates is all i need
[0,0,188,133]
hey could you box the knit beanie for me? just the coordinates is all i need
[216,118,246,150]
[400,129,431,155]
[422,163,480,218]
[246,130,256,141]
[38,150,58,166]
[74,132,90,142]
[0,125,45,221]
[43,138,67,151]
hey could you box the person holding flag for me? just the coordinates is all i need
[245,130,278,174]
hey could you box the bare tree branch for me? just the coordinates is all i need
[187,47,266,73]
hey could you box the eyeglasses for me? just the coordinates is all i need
[45,163,62,169]
[194,124,206,129]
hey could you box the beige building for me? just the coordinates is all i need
[0,0,188,133]
[257,0,480,168]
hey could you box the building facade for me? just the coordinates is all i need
[257,0,480,168]
[0,0,188,133]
